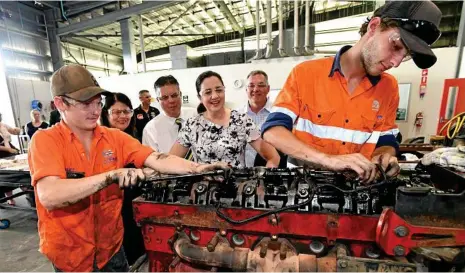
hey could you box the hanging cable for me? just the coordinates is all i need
[60,0,68,21]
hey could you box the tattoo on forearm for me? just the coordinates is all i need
[56,172,118,209]
[95,172,117,191]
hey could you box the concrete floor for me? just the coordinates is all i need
[0,193,52,272]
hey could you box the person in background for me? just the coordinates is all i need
[26,109,48,139]
[49,101,61,126]
[99,92,145,266]
[28,64,226,272]
[0,112,21,205]
[49,109,61,126]
[100,93,136,137]
[237,70,286,168]
[262,1,442,183]
[143,75,196,153]
[170,71,281,168]
[134,90,160,141]
[0,113,21,155]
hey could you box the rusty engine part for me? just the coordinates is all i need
[133,165,465,272]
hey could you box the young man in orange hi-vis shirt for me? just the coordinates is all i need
[262,1,442,183]
[28,64,227,272]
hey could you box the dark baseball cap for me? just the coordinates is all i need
[373,0,442,69]
[51,64,111,102]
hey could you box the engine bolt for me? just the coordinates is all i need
[190,230,200,242]
[309,240,325,254]
[299,189,308,198]
[394,226,409,237]
[394,245,406,256]
[338,260,348,268]
[168,233,178,245]
[207,236,219,252]
[365,245,381,259]
[271,235,278,241]
[232,234,245,246]
[220,230,227,236]
[170,257,181,268]
[269,215,278,226]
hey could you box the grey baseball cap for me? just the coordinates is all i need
[373,0,442,69]
[51,64,111,102]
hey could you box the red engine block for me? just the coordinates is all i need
[133,167,465,272]
[133,202,465,272]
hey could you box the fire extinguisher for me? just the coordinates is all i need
[414,112,423,128]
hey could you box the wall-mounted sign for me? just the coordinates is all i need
[419,69,428,99]
[182,95,189,104]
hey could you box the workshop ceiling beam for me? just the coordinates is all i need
[159,1,198,35]
[57,1,175,36]
[245,0,256,26]
[65,1,115,17]
[62,37,123,57]
[212,1,243,33]
[197,1,223,32]
[140,15,173,48]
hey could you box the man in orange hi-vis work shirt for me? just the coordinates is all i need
[262,1,442,183]
[28,64,227,272]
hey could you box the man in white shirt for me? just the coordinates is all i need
[142,75,196,153]
[237,70,274,167]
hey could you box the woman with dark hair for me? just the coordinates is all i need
[99,92,145,266]
[100,93,136,137]
[170,71,280,168]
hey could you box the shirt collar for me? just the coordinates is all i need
[246,98,272,114]
[59,120,105,142]
[328,45,381,86]
[161,110,182,125]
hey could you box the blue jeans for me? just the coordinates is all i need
[52,246,129,272]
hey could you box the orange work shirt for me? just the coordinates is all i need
[28,121,154,272]
[262,46,400,159]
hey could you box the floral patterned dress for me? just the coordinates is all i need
[177,110,260,168]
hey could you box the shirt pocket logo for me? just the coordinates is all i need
[102,149,117,165]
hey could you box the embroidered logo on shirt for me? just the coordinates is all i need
[102,150,116,164]
[372,100,380,112]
